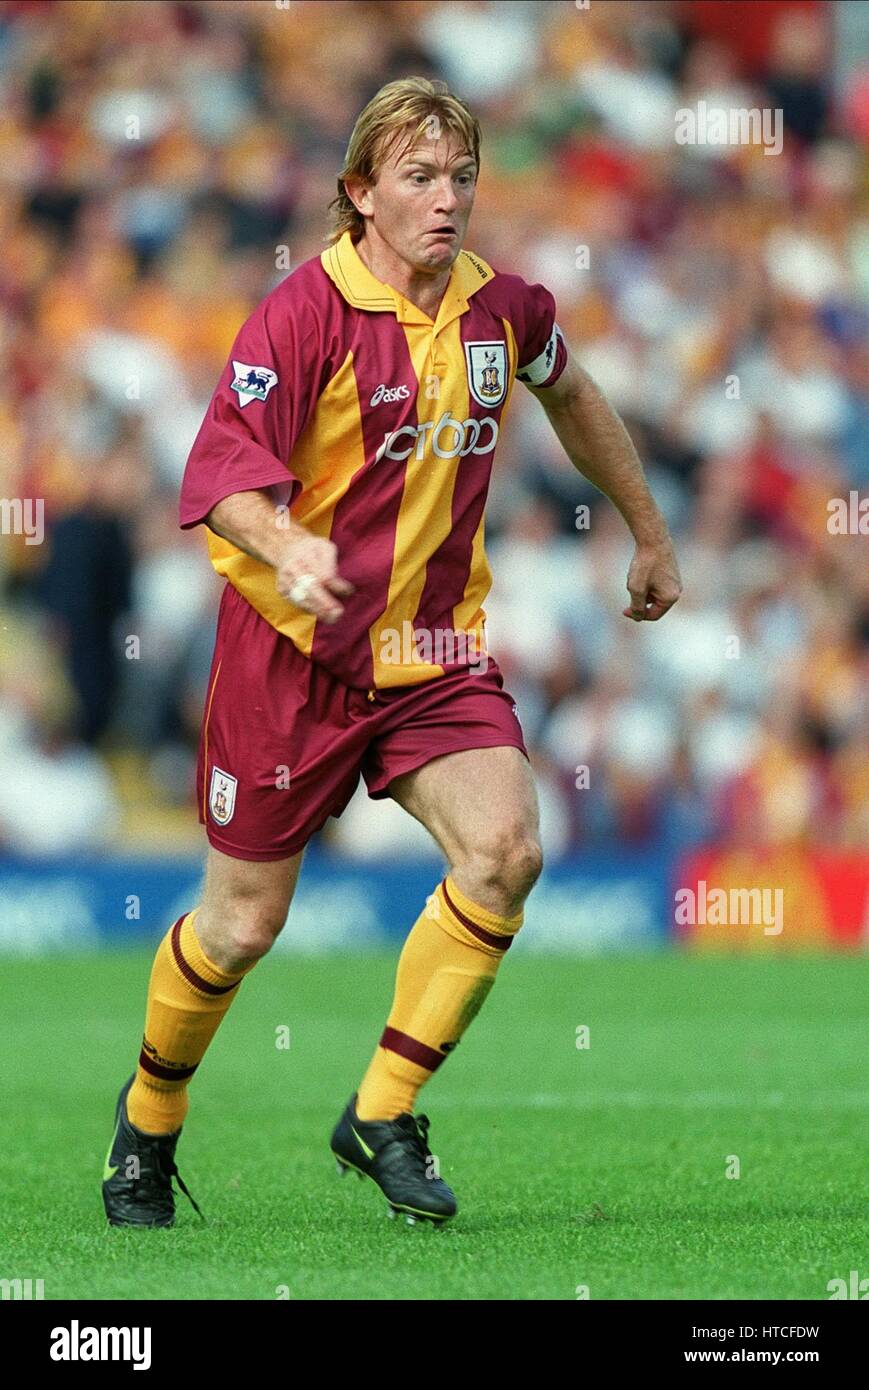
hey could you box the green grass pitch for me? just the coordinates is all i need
[2,949,866,1300]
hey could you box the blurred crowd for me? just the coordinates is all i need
[0,0,866,859]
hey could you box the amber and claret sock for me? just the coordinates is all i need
[126,909,254,1135]
[355,873,523,1121]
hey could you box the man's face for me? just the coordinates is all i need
[351,129,477,272]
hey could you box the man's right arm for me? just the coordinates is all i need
[206,489,353,625]
[181,281,352,624]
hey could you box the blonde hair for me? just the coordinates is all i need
[327,77,481,245]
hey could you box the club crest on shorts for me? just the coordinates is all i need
[209,767,237,825]
[230,361,278,408]
[464,341,508,407]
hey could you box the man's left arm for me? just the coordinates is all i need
[524,350,682,622]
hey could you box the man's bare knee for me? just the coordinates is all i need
[224,898,289,963]
[454,830,543,918]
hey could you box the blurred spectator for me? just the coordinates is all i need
[39,447,137,744]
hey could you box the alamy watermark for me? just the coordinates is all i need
[50,1322,151,1369]
[675,881,783,936]
[827,1270,869,1299]
[827,491,868,535]
[379,622,488,674]
[0,498,44,545]
[675,102,783,156]
[1,1277,44,1299]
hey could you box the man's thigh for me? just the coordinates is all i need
[197,585,368,861]
[362,655,528,811]
[201,842,306,917]
[387,745,541,868]
[195,843,306,961]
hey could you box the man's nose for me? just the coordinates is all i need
[433,178,459,212]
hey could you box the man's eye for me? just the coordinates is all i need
[409,173,474,184]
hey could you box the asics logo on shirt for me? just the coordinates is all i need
[370,382,412,406]
[376,412,499,462]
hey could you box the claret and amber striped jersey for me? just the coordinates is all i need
[180,229,567,690]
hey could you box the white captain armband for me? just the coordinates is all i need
[516,323,565,387]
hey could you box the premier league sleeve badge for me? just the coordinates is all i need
[230,361,279,408]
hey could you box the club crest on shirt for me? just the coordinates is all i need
[230,361,278,407]
[464,341,508,408]
[209,766,237,825]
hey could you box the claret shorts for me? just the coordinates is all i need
[196,584,528,861]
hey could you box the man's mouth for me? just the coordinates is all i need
[427,225,456,236]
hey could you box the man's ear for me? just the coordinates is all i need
[343,177,371,217]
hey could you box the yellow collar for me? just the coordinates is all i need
[321,230,494,333]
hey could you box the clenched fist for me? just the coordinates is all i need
[623,536,682,622]
[275,531,355,625]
